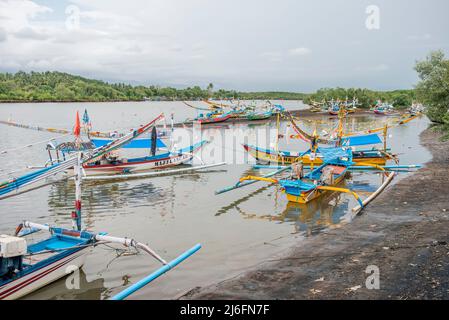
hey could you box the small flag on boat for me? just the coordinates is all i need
[74,111,81,137]
[83,109,92,129]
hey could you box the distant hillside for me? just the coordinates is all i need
[0,71,306,102]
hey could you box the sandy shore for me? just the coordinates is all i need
[181,126,449,300]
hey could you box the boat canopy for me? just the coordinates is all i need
[341,133,382,147]
[91,138,167,149]
[316,147,353,164]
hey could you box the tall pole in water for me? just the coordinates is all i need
[72,111,82,231]
[275,111,280,153]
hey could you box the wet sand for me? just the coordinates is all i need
[181,126,449,300]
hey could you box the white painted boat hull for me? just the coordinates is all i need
[82,153,194,176]
[0,248,88,300]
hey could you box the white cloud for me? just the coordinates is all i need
[0,0,52,32]
[0,0,446,91]
[14,27,51,40]
[288,47,311,56]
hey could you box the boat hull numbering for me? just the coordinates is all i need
[83,152,196,175]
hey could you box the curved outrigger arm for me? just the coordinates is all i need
[316,185,364,208]
[378,150,399,165]
[238,176,279,184]
[15,221,168,264]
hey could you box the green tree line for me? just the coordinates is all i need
[0,71,307,102]
[0,70,427,111]
[414,50,449,138]
[303,88,416,109]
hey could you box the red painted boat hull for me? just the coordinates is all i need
[197,114,231,124]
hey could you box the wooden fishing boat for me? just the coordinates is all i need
[328,104,340,115]
[373,104,398,116]
[235,146,364,206]
[309,106,323,113]
[278,148,354,204]
[82,141,207,176]
[246,111,272,121]
[0,225,92,300]
[196,113,231,124]
[243,137,393,166]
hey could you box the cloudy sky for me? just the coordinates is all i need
[0,0,448,91]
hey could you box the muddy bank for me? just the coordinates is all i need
[181,126,449,300]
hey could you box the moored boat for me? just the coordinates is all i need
[246,110,273,121]
[373,103,398,116]
[82,140,207,175]
[196,113,231,124]
[0,225,92,300]
[278,147,354,204]
[243,143,392,166]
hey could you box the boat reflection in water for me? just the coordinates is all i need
[23,269,105,300]
[47,178,168,220]
[234,183,349,236]
[217,171,382,237]
[280,188,348,236]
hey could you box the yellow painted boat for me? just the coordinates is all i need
[282,165,348,204]
[243,144,390,166]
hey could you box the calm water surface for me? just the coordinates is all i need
[0,101,431,299]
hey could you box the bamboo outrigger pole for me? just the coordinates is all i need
[215,166,291,195]
[111,244,202,300]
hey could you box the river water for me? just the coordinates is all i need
[0,101,431,299]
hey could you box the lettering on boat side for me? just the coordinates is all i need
[179,304,270,317]
[155,154,189,167]
[365,265,380,290]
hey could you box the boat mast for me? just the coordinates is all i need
[336,105,345,147]
[275,111,280,154]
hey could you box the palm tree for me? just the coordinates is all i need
[207,83,214,98]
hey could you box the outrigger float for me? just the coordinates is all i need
[0,113,201,300]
